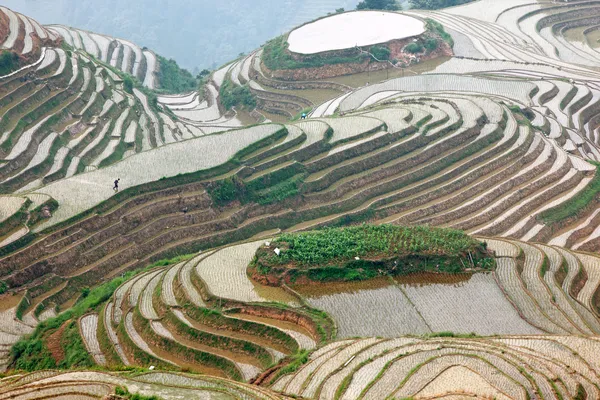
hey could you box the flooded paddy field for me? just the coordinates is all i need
[294,273,540,338]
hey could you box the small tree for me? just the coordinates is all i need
[424,38,438,52]
[405,43,424,54]
[123,76,134,94]
[371,46,391,60]
[356,0,399,10]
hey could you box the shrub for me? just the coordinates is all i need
[0,51,19,76]
[219,79,256,110]
[426,19,454,47]
[0,281,7,294]
[405,43,424,54]
[424,38,438,51]
[123,76,134,94]
[357,0,400,10]
[157,55,198,93]
[371,45,391,60]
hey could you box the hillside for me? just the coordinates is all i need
[1,0,362,71]
[2,1,600,399]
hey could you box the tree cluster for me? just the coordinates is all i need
[356,0,399,11]
[409,0,476,9]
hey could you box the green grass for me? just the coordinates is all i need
[58,320,95,369]
[252,225,495,283]
[10,266,148,371]
[266,225,489,265]
[262,35,368,71]
[207,164,307,206]
[539,164,600,224]
[116,386,162,400]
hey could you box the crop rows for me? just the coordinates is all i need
[272,335,600,400]
[0,370,287,399]
[46,25,157,88]
[3,82,598,331]
[70,240,327,381]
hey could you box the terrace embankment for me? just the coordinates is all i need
[261,18,453,81]
[250,225,494,286]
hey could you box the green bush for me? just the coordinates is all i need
[426,19,454,47]
[219,79,256,110]
[123,76,134,94]
[0,51,19,76]
[157,55,198,93]
[356,0,399,10]
[424,38,439,51]
[0,281,7,294]
[370,46,391,60]
[405,43,424,54]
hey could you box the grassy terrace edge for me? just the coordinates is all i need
[539,164,600,225]
[250,224,495,284]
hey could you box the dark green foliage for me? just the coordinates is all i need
[123,76,134,94]
[405,43,424,54]
[575,384,587,400]
[539,164,600,224]
[219,79,256,110]
[410,0,475,9]
[426,19,454,47]
[424,38,438,51]
[370,45,391,60]
[58,321,95,369]
[356,0,400,10]
[0,281,7,294]
[196,69,211,79]
[80,287,91,298]
[208,176,246,205]
[208,165,306,206]
[11,339,56,371]
[262,35,368,70]
[157,55,198,93]
[0,51,19,76]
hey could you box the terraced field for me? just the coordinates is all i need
[3,1,600,398]
[77,246,330,381]
[271,335,600,400]
[0,370,286,399]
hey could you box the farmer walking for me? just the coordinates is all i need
[113,178,120,191]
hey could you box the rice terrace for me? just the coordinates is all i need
[5,0,600,398]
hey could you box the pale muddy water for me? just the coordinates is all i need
[294,273,541,337]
